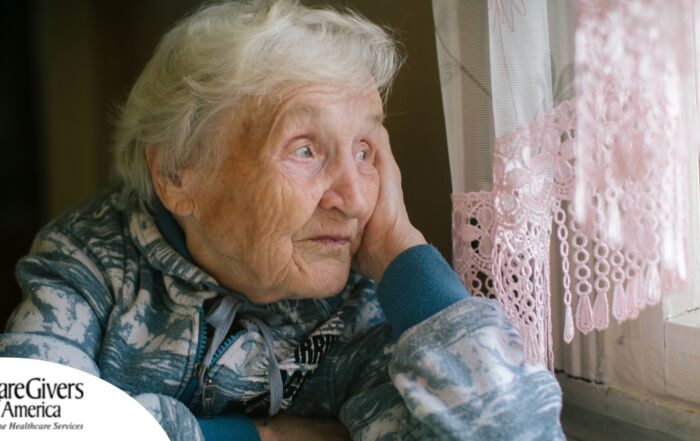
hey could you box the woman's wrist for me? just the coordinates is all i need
[370,228,427,282]
[376,244,469,338]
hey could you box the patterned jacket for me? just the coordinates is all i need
[0,189,565,440]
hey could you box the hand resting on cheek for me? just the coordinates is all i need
[353,126,427,282]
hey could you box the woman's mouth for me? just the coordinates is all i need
[310,235,351,246]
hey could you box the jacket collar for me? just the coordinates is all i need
[127,198,218,306]
[151,195,194,263]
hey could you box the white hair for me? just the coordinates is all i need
[112,0,402,209]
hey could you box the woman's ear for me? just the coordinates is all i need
[145,145,195,217]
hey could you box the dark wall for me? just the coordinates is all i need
[0,1,451,327]
[0,0,200,329]
[1,2,42,331]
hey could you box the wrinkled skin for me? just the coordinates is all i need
[151,84,425,303]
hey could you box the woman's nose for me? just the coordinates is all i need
[318,153,371,218]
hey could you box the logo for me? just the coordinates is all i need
[0,377,84,421]
[0,358,168,439]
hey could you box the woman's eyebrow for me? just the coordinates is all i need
[266,103,320,136]
[270,104,384,135]
[279,104,320,123]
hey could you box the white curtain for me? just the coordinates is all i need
[435,0,698,378]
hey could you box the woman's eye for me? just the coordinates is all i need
[355,149,370,161]
[292,145,313,159]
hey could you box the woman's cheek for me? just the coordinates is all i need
[278,157,324,180]
[277,171,325,222]
[356,158,377,176]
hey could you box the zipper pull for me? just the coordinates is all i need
[201,378,216,419]
[195,362,206,380]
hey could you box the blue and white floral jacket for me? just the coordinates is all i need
[0,189,565,440]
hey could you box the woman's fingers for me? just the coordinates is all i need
[354,130,426,281]
[253,415,351,441]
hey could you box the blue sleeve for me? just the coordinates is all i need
[376,244,469,338]
[341,246,565,440]
[198,414,260,441]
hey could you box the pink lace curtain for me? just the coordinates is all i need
[435,0,699,368]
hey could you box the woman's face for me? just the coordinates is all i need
[182,85,384,303]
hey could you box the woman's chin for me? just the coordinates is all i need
[291,265,351,300]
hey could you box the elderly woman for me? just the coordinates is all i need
[0,1,564,440]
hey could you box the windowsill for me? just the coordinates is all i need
[558,374,700,441]
[559,297,700,440]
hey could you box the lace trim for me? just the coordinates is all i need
[453,95,692,367]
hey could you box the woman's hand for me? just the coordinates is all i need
[354,127,426,282]
[253,415,351,441]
